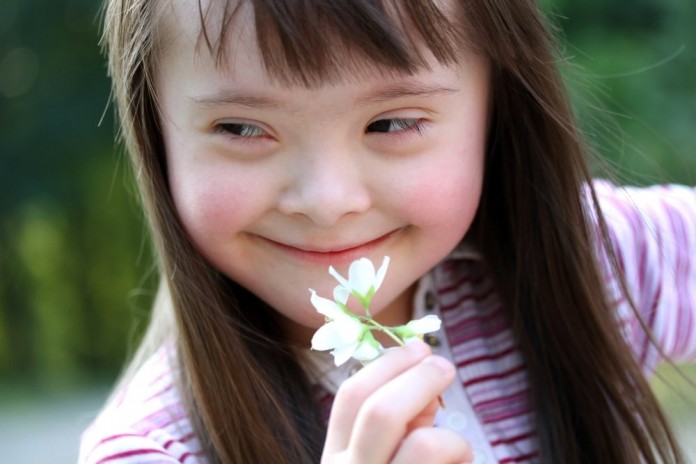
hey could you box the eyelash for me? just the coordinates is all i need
[214,123,267,139]
[365,118,426,136]
[213,117,428,143]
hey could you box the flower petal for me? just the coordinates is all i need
[373,256,390,292]
[349,257,376,297]
[311,323,342,351]
[339,315,364,342]
[405,314,442,334]
[309,289,342,318]
[328,265,351,290]
[331,341,359,366]
[333,285,350,305]
[352,339,382,362]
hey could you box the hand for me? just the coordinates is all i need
[321,342,473,464]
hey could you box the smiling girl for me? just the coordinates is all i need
[80,0,695,463]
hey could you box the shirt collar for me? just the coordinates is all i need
[448,240,482,261]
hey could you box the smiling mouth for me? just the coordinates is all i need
[258,229,402,265]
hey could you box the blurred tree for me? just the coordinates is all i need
[550,0,696,184]
[0,0,155,389]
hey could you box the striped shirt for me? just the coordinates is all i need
[79,181,696,463]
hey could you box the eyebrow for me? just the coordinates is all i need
[189,82,458,109]
[190,92,280,109]
[357,83,458,104]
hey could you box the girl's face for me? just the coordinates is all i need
[157,2,490,343]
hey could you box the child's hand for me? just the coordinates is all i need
[321,342,473,464]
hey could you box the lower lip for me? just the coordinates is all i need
[259,230,402,266]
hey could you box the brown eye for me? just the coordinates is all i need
[218,123,265,137]
[366,118,422,134]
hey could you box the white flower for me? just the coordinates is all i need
[394,314,442,342]
[405,314,442,334]
[329,256,390,308]
[338,329,384,365]
[308,256,441,367]
[310,289,369,366]
[351,338,382,362]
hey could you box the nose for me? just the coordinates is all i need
[278,148,371,227]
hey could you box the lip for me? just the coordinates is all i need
[257,229,402,266]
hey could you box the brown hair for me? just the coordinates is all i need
[101,0,685,462]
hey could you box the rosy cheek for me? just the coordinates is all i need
[169,167,252,240]
[390,157,482,228]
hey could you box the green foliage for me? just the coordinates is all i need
[0,0,156,389]
[0,0,694,390]
[549,0,696,184]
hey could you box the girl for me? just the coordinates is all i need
[81,0,695,462]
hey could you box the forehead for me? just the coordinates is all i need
[158,0,469,88]
[159,0,250,61]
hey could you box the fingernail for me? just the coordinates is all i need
[405,340,429,356]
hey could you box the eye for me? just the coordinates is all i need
[215,122,268,138]
[366,118,425,135]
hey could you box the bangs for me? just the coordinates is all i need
[197,0,469,86]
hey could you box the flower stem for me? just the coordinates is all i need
[364,319,404,346]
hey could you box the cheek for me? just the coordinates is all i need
[168,162,258,243]
[389,149,485,233]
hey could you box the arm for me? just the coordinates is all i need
[79,426,189,464]
[595,181,696,369]
[79,346,198,464]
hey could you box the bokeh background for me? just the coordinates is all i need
[1,0,694,462]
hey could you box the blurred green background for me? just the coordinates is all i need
[0,0,694,462]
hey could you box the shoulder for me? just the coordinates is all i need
[590,179,696,283]
[589,179,696,273]
[79,347,205,464]
[591,180,695,237]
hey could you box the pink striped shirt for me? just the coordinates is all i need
[79,181,696,463]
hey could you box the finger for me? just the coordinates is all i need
[405,397,440,433]
[349,355,456,463]
[324,342,432,454]
[391,427,473,464]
